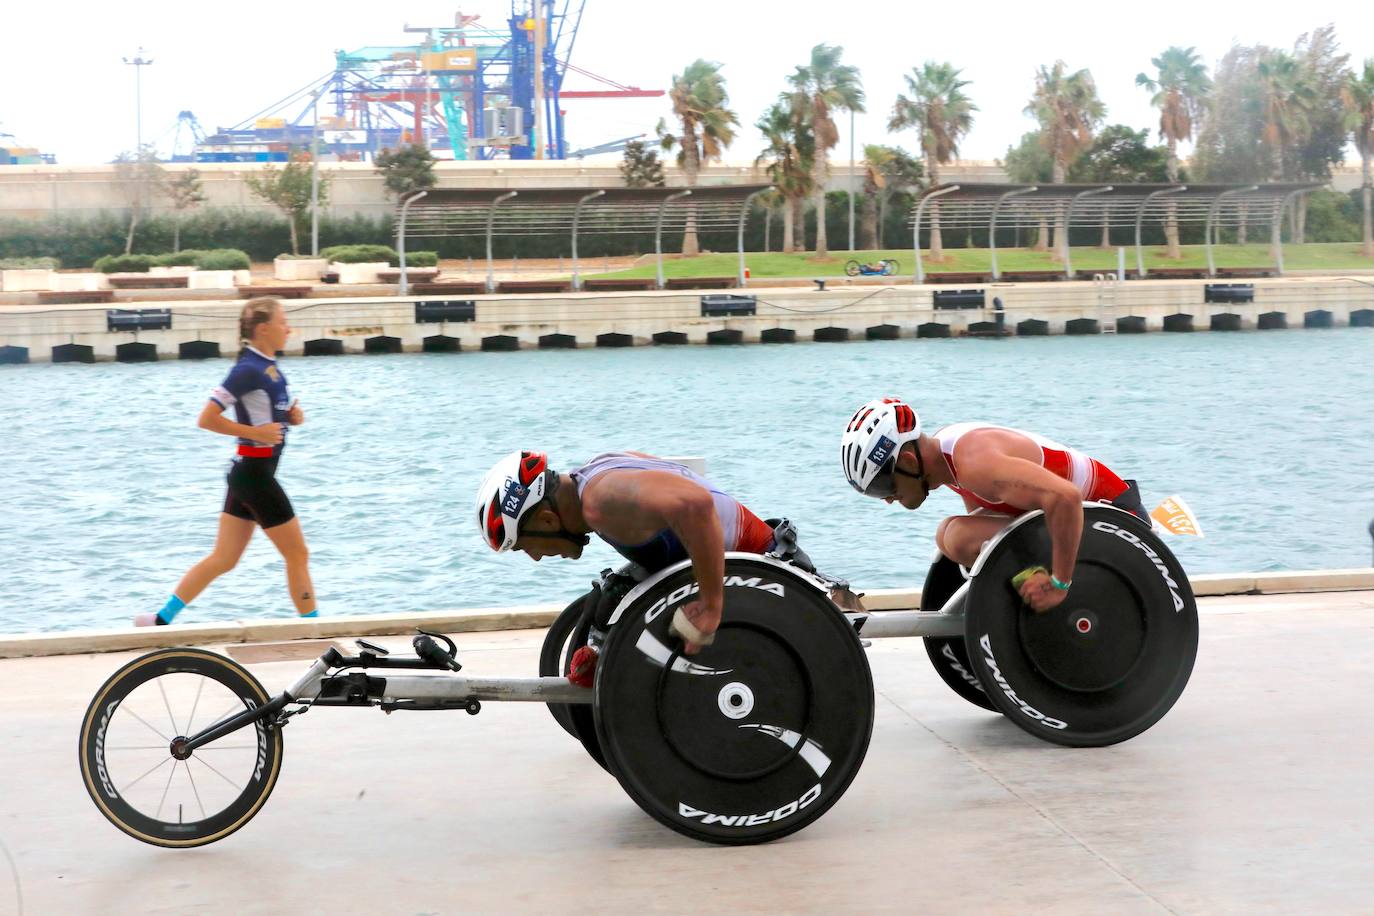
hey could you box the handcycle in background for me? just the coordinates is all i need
[844,258,899,277]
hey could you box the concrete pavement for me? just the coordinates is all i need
[2,589,1372,914]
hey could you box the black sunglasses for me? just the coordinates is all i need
[865,444,926,499]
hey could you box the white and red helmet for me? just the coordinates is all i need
[840,398,921,496]
[475,450,551,552]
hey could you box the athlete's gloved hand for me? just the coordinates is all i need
[251,422,284,445]
[568,645,598,688]
[1013,567,1068,613]
[287,401,304,426]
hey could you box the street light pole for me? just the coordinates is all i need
[311,85,324,256]
[122,48,154,152]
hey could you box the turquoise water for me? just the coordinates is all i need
[2,329,1371,634]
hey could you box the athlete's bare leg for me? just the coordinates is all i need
[262,517,316,615]
[936,515,1015,567]
[172,513,256,604]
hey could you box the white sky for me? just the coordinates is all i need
[2,1,1371,166]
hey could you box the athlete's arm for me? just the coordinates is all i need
[196,400,282,445]
[583,470,725,612]
[955,446,1082,586]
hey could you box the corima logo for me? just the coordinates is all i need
[679,783,822,827]
[1090,520,1185,612]
[867,435,896,468]
[979,634,1067,729]
[500,479,529,518]
[644,576,786,623]
[94,700,121,798]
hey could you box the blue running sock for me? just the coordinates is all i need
[299,610,318,618]
[157,595,186,625]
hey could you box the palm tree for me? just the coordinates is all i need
[889,62,976,261]
[658,59,739,256]
[1025,61,1105,253]
[1342,58,1374,257]
[1255,50,1318,246]
[1136,47,1210,257]
[755,99,814,252]
[859,145,893,250]
[788,44,865,258]
[1256,50,1317,181]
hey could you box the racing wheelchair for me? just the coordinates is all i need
[80,504,1196,848]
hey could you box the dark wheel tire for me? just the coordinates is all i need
[79,647,283,847]
[539,594,588,739]
[881,259,899,276]
[963,506,1199,747]
[921,555,998,712]
[594,556,873,845]
[844,260,861,277]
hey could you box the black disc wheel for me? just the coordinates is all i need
[844,259,861,277]
[540,594,589,739]
[79,648,283,847]
[537,592,608,769]
[962,506,1199,747]
[921,555,998,712]
[594,556,874,845]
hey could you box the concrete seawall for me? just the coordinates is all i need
[1,275,1371,363]
[4,568,1370,659]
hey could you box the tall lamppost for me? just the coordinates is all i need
[122,48,154,152]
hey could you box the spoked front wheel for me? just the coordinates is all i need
[844,259,861,277]
[79,647,283,847]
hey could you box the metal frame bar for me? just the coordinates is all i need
[1272,187,1316,276]
[990,187,1038,280]
[486,191,519,292]
[655,190,692,290]
[912,185,960,284]
[738,188,769,288]
[316,674,592,703]
[570,189,605,290]
[1062,186,1112,278]
[1135,186,1186,276]
[396,190,429,296]
[1205,186,1257,277]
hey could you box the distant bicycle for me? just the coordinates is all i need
[845,258,899,277]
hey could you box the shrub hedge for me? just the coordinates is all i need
[321,244,400,265]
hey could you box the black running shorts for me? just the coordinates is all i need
[223,456,295,529]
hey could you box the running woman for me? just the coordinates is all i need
[136,298,318,626]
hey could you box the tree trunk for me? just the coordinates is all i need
[1237,203,1248,246]
[877,194,887,249]
[783,196,796,253]
[1363,156,1374,257]
[173,215,181,253]
[859,192,878,250]
[1048,156,1066,256]
[1165,201,1181,259]
[813,154,830,258]
[1100,215,1110,249]
[1295,195,1307,245]
[288,214,300,256]
[764,208,771,253]
[1033,218,1049,252]
[125,210,139,255]
[681,129,701,256]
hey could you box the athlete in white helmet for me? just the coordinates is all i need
[841,398,1147,612]
[475,450,777,669]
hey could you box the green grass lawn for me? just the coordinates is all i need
[585,243,1374,279]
